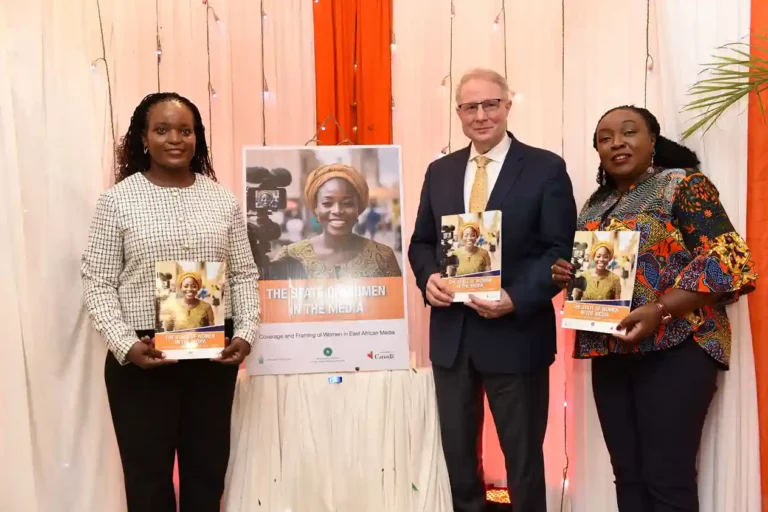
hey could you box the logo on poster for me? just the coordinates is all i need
[323,347,333,357]
[367,350,395,360]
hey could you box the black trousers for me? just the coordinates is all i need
[433,340,549,512]
[592,337,718,512]
[105,345,239,512]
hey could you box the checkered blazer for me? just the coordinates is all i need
[81,173,260,364]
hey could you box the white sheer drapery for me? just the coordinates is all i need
[225,369,452,512]
[0,0,314,510]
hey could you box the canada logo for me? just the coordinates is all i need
[367,351,395,360]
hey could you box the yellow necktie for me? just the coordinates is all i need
[469,155,491,212]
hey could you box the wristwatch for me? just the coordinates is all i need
[654,301,673,325]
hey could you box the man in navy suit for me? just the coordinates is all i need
[408,69,576,512]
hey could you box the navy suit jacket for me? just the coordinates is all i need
[408,134,577,374]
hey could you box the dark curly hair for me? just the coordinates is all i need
[115,92,216,183]
[592,105,699,189]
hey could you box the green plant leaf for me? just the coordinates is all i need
[682,36,768,140]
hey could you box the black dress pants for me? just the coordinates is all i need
[592,337,718,512]
[433,340,549,512]
[105,332,239,512]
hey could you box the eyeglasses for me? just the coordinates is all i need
[457,98,503,116]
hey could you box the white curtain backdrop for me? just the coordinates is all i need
[0,0,315,510]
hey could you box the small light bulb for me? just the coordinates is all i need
[563,478,569,489]
[263,90,270,100]
[90,64,96,71]
[390,43,396,53]
[321,126,326,131]
[352,126,358,132]
[563,401,567,408]
[493,22,498,31]
[263,13,268,20]
[211,89,217,98]
[513,92,524,103]
[156,49,162,56]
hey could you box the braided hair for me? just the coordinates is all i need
[592,105,699,189]
[115,92,216,183]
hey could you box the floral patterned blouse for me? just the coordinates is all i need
[575,168,756,367]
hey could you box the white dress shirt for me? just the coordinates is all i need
[463,134,512,212]
[81,173,260,364]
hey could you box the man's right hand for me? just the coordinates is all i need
[126,336,178,369]
[426,273,454,307]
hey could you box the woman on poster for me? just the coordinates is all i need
[570,241,621,300]
[158,272,215,331]
[274,163,402,279]
[451,223,491,276]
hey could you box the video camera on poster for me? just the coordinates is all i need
[245,166,305,281]
[439,224,459,277]
[566,241,588,300]
[245,166,291,213]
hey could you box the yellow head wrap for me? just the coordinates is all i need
[591,241,615,259]
[461,222,481,237]
[304,163,369,215]
[177,272,202,290]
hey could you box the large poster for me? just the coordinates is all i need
[242,145,409,375]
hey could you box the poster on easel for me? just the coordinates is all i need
[242,145,409,375]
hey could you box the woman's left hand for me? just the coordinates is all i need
[614,304,662,345]
[212,337,251,365]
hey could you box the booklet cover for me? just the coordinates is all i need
[561,231,640,334]
[440,210,502,302]
[154,261,227,359]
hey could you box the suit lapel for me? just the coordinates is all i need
[448,146,471,214]
[486,133,524,211]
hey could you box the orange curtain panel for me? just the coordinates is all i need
[747,0,768,504]
[312,0,393,145]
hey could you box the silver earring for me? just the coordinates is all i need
[647,148,655,174]
[143,146,148,155]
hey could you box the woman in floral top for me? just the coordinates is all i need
[552,106,756,512]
